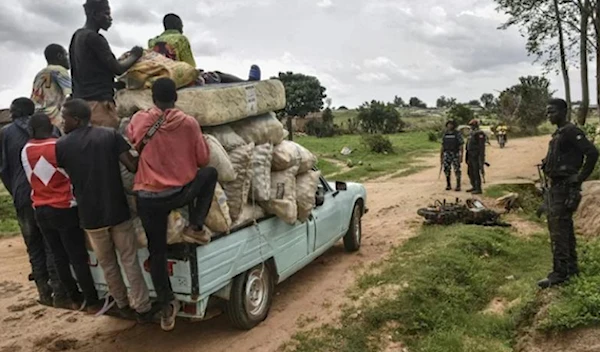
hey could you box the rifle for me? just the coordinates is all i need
[481,161,490,184]
[536,164,549,218]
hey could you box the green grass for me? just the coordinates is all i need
[295,132,438,181]
[284,225,551,352]
[538,238,600,332]
[0,190,19,236]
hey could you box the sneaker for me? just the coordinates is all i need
[183,227,211,245]
[161,300,181,332]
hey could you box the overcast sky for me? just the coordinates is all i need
[0,0,594,109]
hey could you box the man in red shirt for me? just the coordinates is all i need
[127,78,217,331]
[22,113,101,312]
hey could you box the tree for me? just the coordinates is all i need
[306,107,335,138]
[393,96,406,107]
[447,104,475,125]
[436,96,457,108]
[579,0,591,125]
[496,0,577,121]
[498,76,553,134]
[275,71,327,140]
[480,93,496,110]
[357,100,405,134]
[409,97,427,108]
[468,100,482,107]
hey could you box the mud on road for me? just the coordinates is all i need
[0,136,548,352]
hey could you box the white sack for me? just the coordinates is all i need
[205,125,246,151]
[231,112,285,145]
[232,204,266,228]
[272,141,317,174]
[250,144,273,202]
[205,134,237,182]
[223,143,255,221]
[205,183,232,234]
[296,171,321,222]
[261,164,300,225]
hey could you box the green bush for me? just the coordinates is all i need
[306,107,335,138]
[428,131,439,142]
[361,134,394,154]
[447,104,475,125]
[357,100,405,134]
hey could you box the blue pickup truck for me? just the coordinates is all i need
[88,174,368,330]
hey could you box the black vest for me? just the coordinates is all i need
[442,131,460,152]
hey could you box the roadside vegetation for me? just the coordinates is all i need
[283,183,600,352]
[0,187,18,236]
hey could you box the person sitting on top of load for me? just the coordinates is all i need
[148,13,262,84]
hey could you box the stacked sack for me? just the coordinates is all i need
[203,112,318,229]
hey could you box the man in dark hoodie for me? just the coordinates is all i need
[0,98,68,307]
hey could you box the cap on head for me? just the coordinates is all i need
[163,13,183,31]
[152,78,178,104]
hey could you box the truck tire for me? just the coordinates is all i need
[343,202,362,252]
[226,263,274,330]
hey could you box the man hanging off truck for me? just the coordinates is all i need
[440,120,464,191]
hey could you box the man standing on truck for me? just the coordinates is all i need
[0,98,68,307]
[149,13,260,84]
[538,98,598,289]
[127,78,217,331]
[56,99,157,321]
[466,119,486,195]
[22,113,101,313]
[31,44,72,129]
[440,119,463,191]
[69,0,144,129]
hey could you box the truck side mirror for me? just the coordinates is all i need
[335,181,347,191]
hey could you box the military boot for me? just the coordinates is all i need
[537,273,569,289]
[445,177,452,191]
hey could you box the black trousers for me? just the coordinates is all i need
[35,206,99,304]
[16,205,63,298]
[467,155,482,191]
[136,168,217,306]
[547,184,580,278]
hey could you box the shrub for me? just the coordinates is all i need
[428,131,439,142]
[357,100,405,134]
[447,104,475,125]
[305,107,335,138]
[361,134,394,154]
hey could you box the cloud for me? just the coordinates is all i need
[0,0,584,109]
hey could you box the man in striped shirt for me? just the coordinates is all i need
[31,45,72,129]
[22,113,101,312]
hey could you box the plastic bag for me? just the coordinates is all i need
[296,170,321,222]
[231,112,286,145]
[250,144,273,202]
[205,134,237,182]
[260,164,300,225]
[223,143,255,221]
[205,183,232,234]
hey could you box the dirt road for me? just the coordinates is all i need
[0,136,549,352]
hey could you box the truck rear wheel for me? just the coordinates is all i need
[343,202,362,252]
[226,263,274,330]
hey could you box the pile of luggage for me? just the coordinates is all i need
[117,78,320,246]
